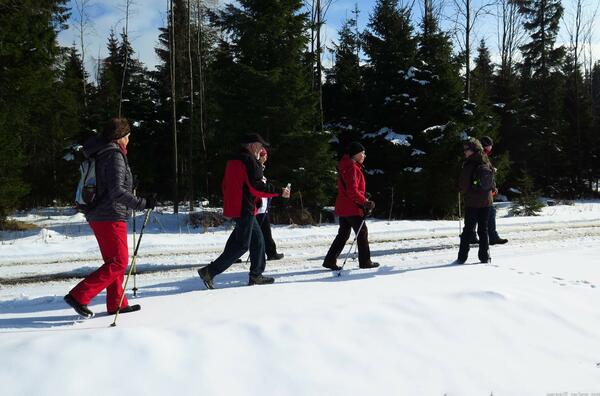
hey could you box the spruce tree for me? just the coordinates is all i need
[359,0,418,216]
[407,5,465,217]
[514,0,566,192]
[212,0,335,209]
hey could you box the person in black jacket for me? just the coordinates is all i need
[197,134,290,289]
[64,118,154,318]
[457,138,494,264]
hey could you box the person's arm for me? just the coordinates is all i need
[244,156,280,196]
[341,165,367,206]
[103,151,146,210]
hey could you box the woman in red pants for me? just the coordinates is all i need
[64,118,154,318]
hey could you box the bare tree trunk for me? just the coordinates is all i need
[187,0,194,211]
[170,0,179,213]
[465,0,470,101]
[74,0,91,108]
[316,0,323,131]
[118,0,131,117]
[195,0,208,197]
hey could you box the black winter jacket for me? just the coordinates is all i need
[234,148,278,217]
[458,151,494,208]
[83,136,146,222]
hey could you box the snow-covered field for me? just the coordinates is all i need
[1,202,600,395]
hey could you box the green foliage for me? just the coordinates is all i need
[509,172,544,216]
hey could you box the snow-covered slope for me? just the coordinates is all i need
[1,202,600,395]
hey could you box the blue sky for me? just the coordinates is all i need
[57,0,599,77]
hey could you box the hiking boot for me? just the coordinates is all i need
[198,266,215,289]
[267,253,284,261]
[359,262,380,269]
[322,261,342,271]
[64,294,94,318]
[489,238,508,245]
[108,304,141,315]
[248,274,275,285]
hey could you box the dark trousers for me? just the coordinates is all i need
[207,215,266,278]
[488,205,500,240]
[459,206,491,262]
[256,212,278,258]
[324,216,371,266]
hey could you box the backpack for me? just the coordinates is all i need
[74,146,117,212]
[471,162,494,191]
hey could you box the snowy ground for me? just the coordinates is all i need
[1,202,600,395]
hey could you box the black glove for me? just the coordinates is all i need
[144,195,157,210]
[363,200,375,215]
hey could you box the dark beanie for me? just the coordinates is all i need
[103,118,130,141]
[347,141,365,156]
[464,137,483,153]
[480,136,493,147]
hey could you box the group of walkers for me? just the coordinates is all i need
[63,117,507,319]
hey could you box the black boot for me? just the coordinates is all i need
[489,237,508,245]
[198,266,215,289]
[64,294,94,318]
[267,253,284,261]
[359,262,380,269]
[322,261,342,271]
[248,274,275,285]
[108,304,141,315]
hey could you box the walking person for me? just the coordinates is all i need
[256,148,284,261]
[480,136,508,245]
[323,142,379,271]
[457,138,494,264]
[198,134,290,289]
[64,118,155,318]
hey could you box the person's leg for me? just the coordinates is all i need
[323,217,352,266]
[70,221,129,311]
[477,206,491,262]
[458,208,477,262]
[346,216,373,267]
[249,216,267,277]
[206,216,253,277]
[258,213,278,258]
[487,204,500,240]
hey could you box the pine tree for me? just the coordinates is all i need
[212,0,335,208]
[406,4,465,217]
[0,0,72,213]
[358,0,419,217]
[514,0,566,192]
[323,11,362,132]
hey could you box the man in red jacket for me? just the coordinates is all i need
[198,134,290,289]
[323,142,379,270]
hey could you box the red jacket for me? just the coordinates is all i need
[222,150,279,218]
[335,154,368,217]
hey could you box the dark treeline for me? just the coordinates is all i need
[1,0,599,225]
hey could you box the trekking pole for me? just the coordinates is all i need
[132,189,138,297]
[337,216,367,277]
[458,192,462,236]
[111,208,152,327]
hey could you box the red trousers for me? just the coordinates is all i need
[70,221,129,313]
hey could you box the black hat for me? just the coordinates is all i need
[463,138,483,153]
[480,136,493,147]
[103,118,130,141]
[241,133,269,146]
[347,141,365,157]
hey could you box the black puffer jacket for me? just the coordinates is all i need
[459,151,494,208]
[83,135,146,222]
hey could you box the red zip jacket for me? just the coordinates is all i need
[222,149,279,218]
[335,154,368,217]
